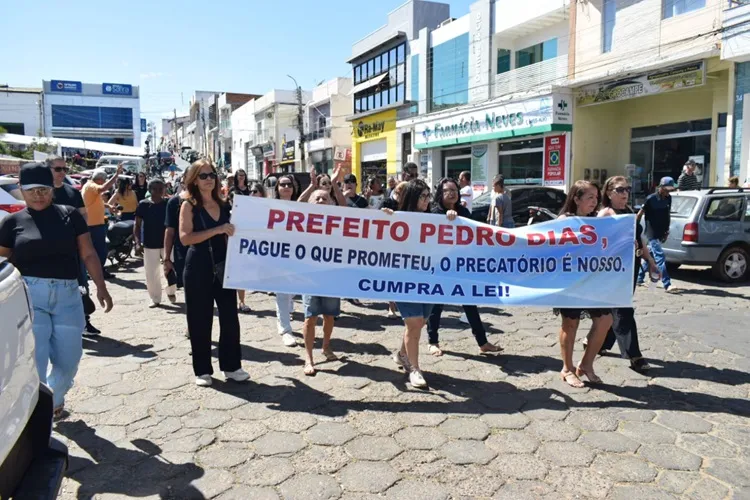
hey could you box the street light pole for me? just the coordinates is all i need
[287,75,306,172]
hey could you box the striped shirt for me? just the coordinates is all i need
[678,173,700,191]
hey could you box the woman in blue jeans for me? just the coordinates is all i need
[0,163,113,418]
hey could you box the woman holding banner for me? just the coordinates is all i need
[179,160,248,387]
[555,180,613,388]
[273,174,302,347]
[596,176,657,372]
[426,178,503,356]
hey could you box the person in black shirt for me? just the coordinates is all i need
[164,178,187,290]
[135,178,174,306]
[636,176,674,291]
[229,169,251,202]
[0,163,113,417]
[342,173,368,208]
[133,172,149,202]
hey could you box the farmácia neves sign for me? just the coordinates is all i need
[422,111,524,143]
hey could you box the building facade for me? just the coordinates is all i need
[305,78,353,175]
[722,0,750,185]
[42,80,141,146]
[218,92,260,168]
[0,86,43,136]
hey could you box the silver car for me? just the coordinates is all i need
[662,188,749,282]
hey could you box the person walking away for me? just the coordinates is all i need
[135,178,175,307]
[426,178,503,356]
[235,182,266,313]
[0,163,113,418]
[164,177,187,290]
[381,179,441,389]
[597,176,659,372]
[488,174,514,228]
[677,160,701,191]
[109,177,138,221]
[273,174,302,346]
[555,180,613,388]
[134,173,149,202]
[728,176,740,189]
[301,188,342,375]
[83,165,122,279]
[179,159,248,386]
[636,177,675,291]
[342,173,369,208]
[458,171,473,211]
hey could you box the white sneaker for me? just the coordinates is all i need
[148,301,160,308]
[393,351,411,371]
[409,369,428,389]
[195,375,212,387]
[281,333,297,347]
[458,312,469,324]
[224,369,250,382]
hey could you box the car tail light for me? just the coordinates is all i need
[683,222,699,243]
[0,204,25,213]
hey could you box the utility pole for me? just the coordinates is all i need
[172,108,177,151]
[288,75,305,172]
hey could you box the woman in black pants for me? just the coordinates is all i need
[179,159,248,387]
[596,176,659,372]
[426,178,503,356]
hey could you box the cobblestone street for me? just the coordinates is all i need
[56,263,750,500]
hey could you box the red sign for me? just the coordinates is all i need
[544,135,566,187]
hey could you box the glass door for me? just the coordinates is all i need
[445,156,471,180]
[629,141,653,206]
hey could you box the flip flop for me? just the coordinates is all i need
[322,349,338,361]
[560,370,585,388]
[303,363,316,376]
[428,344,443,357]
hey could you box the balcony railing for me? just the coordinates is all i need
[307,127,331,141]
[494,55,568,97]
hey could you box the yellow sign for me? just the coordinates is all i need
[351,110,396,142]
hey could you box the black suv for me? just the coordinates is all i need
[470,186,566,226]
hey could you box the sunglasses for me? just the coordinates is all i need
[250,189,260,194]
[279,182,293,188]
[198,172,217,180]
[26,187,52,196]
[344,180,356,184]
[52,166,70,173]
[613,186,632,194]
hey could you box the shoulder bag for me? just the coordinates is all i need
[198,209,226,283]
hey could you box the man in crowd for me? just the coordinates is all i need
[459,170,473,211]
[637,177,675,291]
[677,160,701,191]
[385,176,397,198]
[135,178,174,307]
[48,155,101,336]
[164,176,187,291]
[728,176,740,188]
[342,173,368,208]
[82,165,122,279]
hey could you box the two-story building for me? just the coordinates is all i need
[218,92,259,168]
[304,78,353,175]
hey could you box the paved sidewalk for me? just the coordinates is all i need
[57,264,750,499]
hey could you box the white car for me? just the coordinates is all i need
[0,258,68,497]
[96,155,145,174]
[0,177,25,223]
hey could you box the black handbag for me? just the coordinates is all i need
[199,210,226,282]
[81,289,96,316]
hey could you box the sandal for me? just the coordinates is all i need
[238,303,251,313]
[428,344,443,356]
[560,370,585,388]
[630,358,652,372]
[53,406,66,421]
[480,343,503,354]
[303,363,316,376]
[576,365,603,384]
[322,349,338,361]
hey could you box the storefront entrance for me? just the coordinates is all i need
[362,160,387,185]
[443,148,471,180]
[629,119,711,204]
[498,137,544,185]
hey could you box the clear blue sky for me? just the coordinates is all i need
[3,0,473,123]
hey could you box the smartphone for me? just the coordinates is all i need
[166,269,177,286]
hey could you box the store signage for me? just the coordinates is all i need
[544,135,566,187]
[281,140,295,162]
[251,146,264,157]
[261,142,275,158]
[50,80,82,93]
[470,145,488,197]
[102,83,133,96]
[140,119,147,132]
[356,120,386,139]
[576,62,705,107]
[333,146,352,162]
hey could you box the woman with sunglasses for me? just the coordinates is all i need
[0,163,114,418]
[235,182,266,313]
[179,159,248,386]
[134,172,149,202]
[108,177,138,221]
[230,169,251,201]
[596,176,658,372]
[555,180,613,388]
[299,168,346,206]
[273,174,302,347]
[381,179,445,389]
[427,178,503,356]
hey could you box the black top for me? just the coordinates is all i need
[54,184,84,210]
[346,194,368,209]
[133,185,148,202]
[165,195,184,247]
[642,193,671,240]
[677,173,700,191]
[189,204,230,262]
[382,198,398,211]
[135,199,168,249]
[0,205,88,279]
[231,186,251,197]
[430,202,471,218]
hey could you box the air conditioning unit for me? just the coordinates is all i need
[438,17,456,28]
[266,112,274,119]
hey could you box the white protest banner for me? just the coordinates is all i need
[224,197,635,307]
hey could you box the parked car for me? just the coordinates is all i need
[0,258,69,498]
[662,187,749,282]
[470,185,567,226]
[0,177,25,223]
[157,151,174,165]
[96,155,146,174]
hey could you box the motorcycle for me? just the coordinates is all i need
[106,213,135,267]
[527,206,558,226]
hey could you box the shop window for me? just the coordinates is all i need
[51,105,133,129]
[498,138,544,185]
[515,39,557,69]
[663,0,706,19]
[497,49,511,74]
[430,33,470,112]
[396,84,405,103]
[355,66,361,84]
[374,56,381,75]
[397,44,405,64]
[411,54,420,114]
[705,197,744,221]
[603,0,616,53]
[632,119,711,139]
[0,122,24,135]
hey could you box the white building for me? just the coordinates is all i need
[42,80,141,146]
[0,86,43,136]
[218,92,259,168]
[304,78,353,174]
[184,91,220,154]
[230,89,311,179]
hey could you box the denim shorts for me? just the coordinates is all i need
[395,301,433,320]
[303,295,341,318]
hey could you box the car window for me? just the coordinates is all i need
[745,196,750,219]
[472,192,491,208]
[704,196,744,221]
[0,183,24,202]
[671,197,697,218]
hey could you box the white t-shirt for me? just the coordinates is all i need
[460,185,473,212]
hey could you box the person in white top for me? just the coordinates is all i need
[459,171,473,212]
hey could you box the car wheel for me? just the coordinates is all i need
[713,246,749,283]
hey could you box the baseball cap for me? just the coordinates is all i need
[659,176,676,189]
[343,174,357,184]
[19,162,54,190]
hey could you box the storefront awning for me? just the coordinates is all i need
[348,73,388,96]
